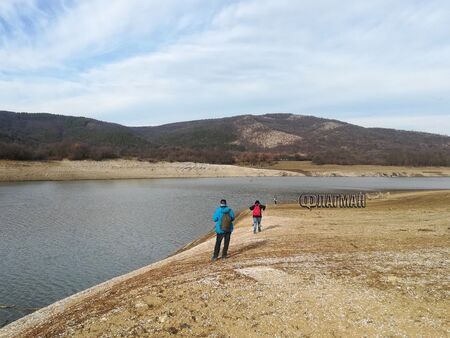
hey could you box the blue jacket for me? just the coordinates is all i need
[213,206,235,234]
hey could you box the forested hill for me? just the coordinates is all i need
[1,111,449,166]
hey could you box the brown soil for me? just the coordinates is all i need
[1,190,449,337]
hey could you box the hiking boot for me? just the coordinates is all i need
[258,226,262,232]
[211,256,218,261]
[222,255,228,259]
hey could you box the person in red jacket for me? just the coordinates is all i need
[249,200,266,234]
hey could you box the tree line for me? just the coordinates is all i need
[1,141,448,166]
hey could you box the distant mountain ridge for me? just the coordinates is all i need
[1,110,449,166]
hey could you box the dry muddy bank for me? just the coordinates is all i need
[1,190,449,337]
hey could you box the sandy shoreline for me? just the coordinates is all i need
[1,159,449,182]
[263,160,450,177]
[1,190,449,337]
[0,160,301,182]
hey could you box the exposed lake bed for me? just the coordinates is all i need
[1,189,449,337]
[1,160,450,183]
[1,176,450,330]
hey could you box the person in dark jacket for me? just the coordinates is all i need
[212,199,235,260]
[249,200,266,234]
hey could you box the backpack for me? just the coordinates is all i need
[220,211,232,232]
[252,204,261,217]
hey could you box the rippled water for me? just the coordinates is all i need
[1,176,450,327]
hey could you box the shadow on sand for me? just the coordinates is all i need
[262,224,281,231]
[227,239,268,258]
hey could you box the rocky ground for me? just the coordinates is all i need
[1,190,449,337]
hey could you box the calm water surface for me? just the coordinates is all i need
[1,176,450,326]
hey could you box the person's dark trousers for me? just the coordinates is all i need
[213,232,231,258]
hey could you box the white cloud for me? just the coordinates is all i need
[0,0,215,71]
[0,0,449,134]
[345,114,450,136]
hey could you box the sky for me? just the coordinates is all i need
[0,0,449,135]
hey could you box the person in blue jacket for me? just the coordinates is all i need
[212,199,235,260]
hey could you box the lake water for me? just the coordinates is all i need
[1,176,450,327]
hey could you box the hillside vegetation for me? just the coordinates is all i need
[1,111,449,166]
